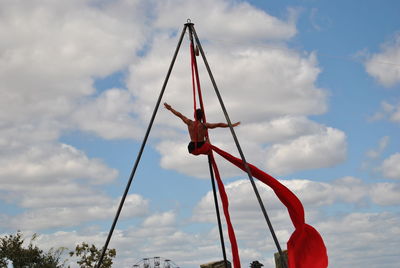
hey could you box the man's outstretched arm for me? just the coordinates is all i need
[206,121,240,129]
[164,103,190,125]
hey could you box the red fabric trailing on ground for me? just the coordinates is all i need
[191,143,328,268]
[209,152,241,268]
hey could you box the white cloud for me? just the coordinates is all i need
[362,136,392,172]
[237,116,323,144]
[265,127,346,175]
[16,184,108,209]
[0,141,137,231]
[1,194,148,230]
[0,0,148,126]
[0,0,153,232]
[71,88,145,140]
[370,183,400,206]
[309,8,332,32]
[366,136,390,159]
[365,33,400,87]
[292,176,368,206]
[156,140,211,178]
[0,122,61,153]
[0,143,118,187]
[391,106,400,122]
[318,212,400,268]
[381,153,400,179]
[154,0,297,43]
[142,211,176,228]
[369,101,400,123]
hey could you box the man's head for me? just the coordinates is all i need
[195,108,203,122]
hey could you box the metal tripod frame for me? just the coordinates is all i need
[96,21,287,268]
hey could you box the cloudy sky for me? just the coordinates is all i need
[1,0,399,267]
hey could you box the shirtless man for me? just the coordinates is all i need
[164,102,240,153]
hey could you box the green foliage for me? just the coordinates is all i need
[69,242,116,268]
[0,232,116,268]
[0,231,66,268]
[250,260,264,268]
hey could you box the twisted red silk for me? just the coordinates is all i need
[209,152,241,268]
[190,43,197,114]
[190,43,206,122]
[190,42,242,268]
[188,39,327,268]
[191,143,328,268]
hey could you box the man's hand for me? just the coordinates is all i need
[164,102,189,125]
[232,121,241,127]
[164,102,172,110]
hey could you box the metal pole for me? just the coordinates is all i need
[190,24,288,268]
[96,24,188,268]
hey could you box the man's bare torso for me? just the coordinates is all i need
[188,120,207,142]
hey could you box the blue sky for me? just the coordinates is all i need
[1,0,399,267]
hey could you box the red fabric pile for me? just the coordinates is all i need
[191,143,328,268]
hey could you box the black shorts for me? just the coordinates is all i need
[188,141,205,153]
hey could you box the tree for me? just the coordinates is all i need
[249,260,264,268]
[69,242,116,268]
[0,232,117,268]
[0,232,66,268]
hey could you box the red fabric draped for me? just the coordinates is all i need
[188,33,327,268]
[191,143,328,268]
[209,152,241,268]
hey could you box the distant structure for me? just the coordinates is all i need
[250,260,264,268]
[274,250,288,268]
[132,257,179,268]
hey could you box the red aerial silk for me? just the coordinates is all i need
[209,151,241,268]
[187,32,326,268]
[191,143,328,268]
